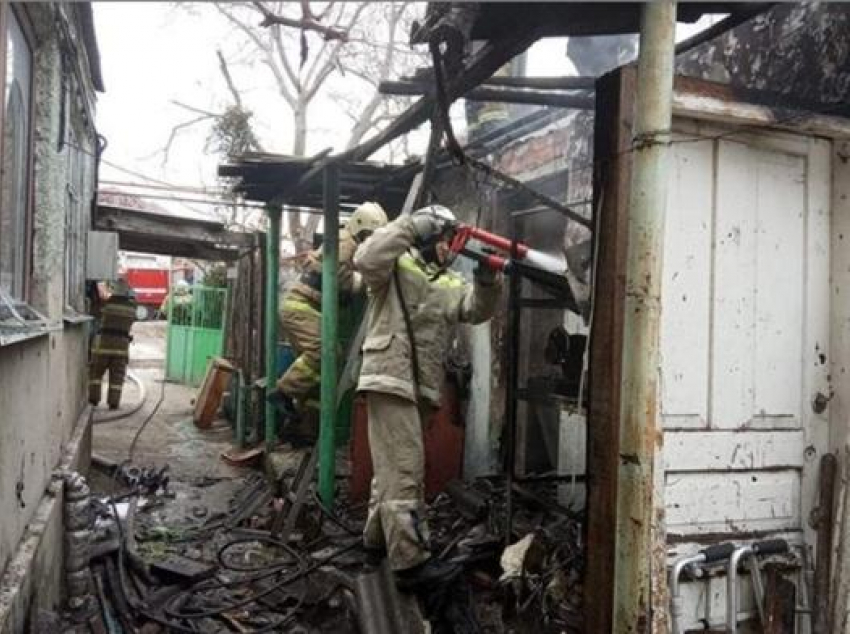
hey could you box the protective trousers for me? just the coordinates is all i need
[277,297,321,402]
[89,353,129,408]
[362,391,432,571]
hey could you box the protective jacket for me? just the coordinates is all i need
[287,228,360,308]
[92,295,136,356]
[277,227,361,407]
[354,215,501,406]
[89,294,136,408]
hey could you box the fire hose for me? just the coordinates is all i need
[92,370,147,424]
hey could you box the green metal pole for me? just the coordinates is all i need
[264,204,282,452]
[612,2,676,632]
[319,164,340,507]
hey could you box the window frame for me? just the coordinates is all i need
[0,3,36,304]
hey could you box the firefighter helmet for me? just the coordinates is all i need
[347,202,388,242]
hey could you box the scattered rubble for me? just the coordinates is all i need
[59,464,583,633]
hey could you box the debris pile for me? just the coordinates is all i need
[62,463,583,633]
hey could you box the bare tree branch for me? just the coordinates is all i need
[214,4,297,107]
[346,3,404,148]
[314,1,334,22]
[270,23,301,91]
[216,50,243,108]
[170,100,221,118]
[252,0,349,41]
[303,2,367,103]
[159,114,215,167]
[302,2,348,89]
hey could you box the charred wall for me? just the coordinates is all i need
[677,4,850,106]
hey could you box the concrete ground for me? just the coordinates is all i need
[91,320,241,480]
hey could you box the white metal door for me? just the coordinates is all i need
[659,122,831,625]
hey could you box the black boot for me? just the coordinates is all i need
[266,389,300,421]
[394,557,461,592]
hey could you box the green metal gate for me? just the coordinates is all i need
[165,285,228,385]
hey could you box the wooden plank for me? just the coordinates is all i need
[665,471,801,535]
[193,358,234,429]
[378,80,594,109]
[584,65,636,634]
[752,148,805,422]
[764,564,796,634]
[801,138,833,557]
[660,136,714,429]
[673,78,850,140]
[664,430,805,471]
[711,139,758,429]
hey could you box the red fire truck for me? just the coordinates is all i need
[121,253,170,320]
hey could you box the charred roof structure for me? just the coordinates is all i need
[219,152,417,214]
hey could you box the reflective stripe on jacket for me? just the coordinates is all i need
[354,215,501,405]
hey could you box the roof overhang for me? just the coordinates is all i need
[95,204,259,261]
[218,153,416,213]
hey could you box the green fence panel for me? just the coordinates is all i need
[165,285,228,386]
[166,324,192,383]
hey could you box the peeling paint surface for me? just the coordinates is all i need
[0,1,98,623]
[658,123,832,630]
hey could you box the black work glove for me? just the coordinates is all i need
[473,262,498,286]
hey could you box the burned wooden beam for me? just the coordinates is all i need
[379,80,594,109]
[485,75,596,90]
[344,28,541,162]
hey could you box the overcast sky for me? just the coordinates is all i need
[92,3,714,219]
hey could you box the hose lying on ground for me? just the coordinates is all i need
[93,371,147,424]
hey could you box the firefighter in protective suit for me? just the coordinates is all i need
[354,204,502,585]
[89,279,137,409]
[273,201,389,444]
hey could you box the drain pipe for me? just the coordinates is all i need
[669,542,736,634]
[612,2,677,631]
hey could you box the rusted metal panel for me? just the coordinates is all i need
[584,63,637,634]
